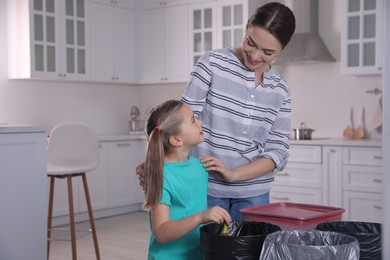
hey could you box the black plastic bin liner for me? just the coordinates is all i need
[259,230,359,260]
[316,221,381,260]
[200,221,281,260]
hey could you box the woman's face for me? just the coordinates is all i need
[241,26,282,71]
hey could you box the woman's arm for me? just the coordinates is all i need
[151,203,231,243]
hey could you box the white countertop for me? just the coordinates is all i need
[290,138,382,147]
[0,124,48,134]
[97,133,382,147]
[98,133,146,142]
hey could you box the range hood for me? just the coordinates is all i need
[273,0,335,64]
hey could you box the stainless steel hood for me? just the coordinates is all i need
[272,0,335,64]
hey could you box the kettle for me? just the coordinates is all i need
[293,122,315,140]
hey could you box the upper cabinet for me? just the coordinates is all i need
[341,0,383,75]
[89,0,136,83]
[188,0,249,68]
[8,0,89,81]
[138,0,189,84]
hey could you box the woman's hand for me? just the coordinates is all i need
[199,156,235,182]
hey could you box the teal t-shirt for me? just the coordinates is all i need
[148,156,208,260]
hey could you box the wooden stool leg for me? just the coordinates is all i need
[47,176,55,260]
[67,175,77,260]
[82,173,101,260]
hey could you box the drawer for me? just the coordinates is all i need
[289,145,322,163]
[343,165,382,192]
[343,191,382,223]
[271,186,322,205]
[275,163,322,188]
[342,147,382,166]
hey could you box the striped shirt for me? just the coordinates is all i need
[181,48,291,198]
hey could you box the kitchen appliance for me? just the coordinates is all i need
[129,106,145,133]
[269,0,335,64]
[293,122,315,140]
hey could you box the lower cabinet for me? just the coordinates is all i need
[272,142,382,223]
[51,138,146,224]
[341,147,382,222]
[271,145,324,205]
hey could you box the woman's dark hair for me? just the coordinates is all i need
[247,2,296,49]
[143,100,184,208]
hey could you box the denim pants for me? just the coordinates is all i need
[207,192,270,221]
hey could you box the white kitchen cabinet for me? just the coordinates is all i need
[108,140,144,207]
[188,1,218,67]
[188,0,251,68]
[217,0,248,49]
[8,0,89,80]
[341,0,383,75]
[89,0,136,83]
[0,126,47,260]
[139,0,189,84]
[271,145,325,205]
[341,146,382,222]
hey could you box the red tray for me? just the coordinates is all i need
[240,202,345,230]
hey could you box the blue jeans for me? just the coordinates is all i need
[207,193,270,221]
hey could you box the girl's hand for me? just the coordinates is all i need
[199,156,235,182]
[199,206,232,225]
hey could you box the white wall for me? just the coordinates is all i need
[0,0,382,140]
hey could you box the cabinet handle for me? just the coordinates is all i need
[373,179,382,183]
[271,196,289,201]
[275,172,289,176]
[373,155,382,160]
[330,149,336,153]
[117,143,130,147]
[374,205,382,210]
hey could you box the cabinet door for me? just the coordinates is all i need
[61,0,88,79]
[188,1,218,68]
[271,186,322,205]
[113,6,136,83]
[30,0,60,78]
[79,142,109,212]
[90,2,115,81]
[164,4,190,82]
[341,0,383,75]
[140,8,165,83]
[343,191,382,222]
[108,141,138,207]
[218,0,247,48]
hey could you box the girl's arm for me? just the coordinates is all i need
[200,156,276,182]
[151,203,231,243]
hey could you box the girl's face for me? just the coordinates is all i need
[241,26,282,71]
[177,104,204,146]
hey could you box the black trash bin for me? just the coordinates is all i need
[259,230,360,260]
[200,221,281,260]
[316,221,382,260]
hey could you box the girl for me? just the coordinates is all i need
[142,100,231,260]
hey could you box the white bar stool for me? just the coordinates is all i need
[47,123,100,260]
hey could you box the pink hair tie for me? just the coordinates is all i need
[155,126,161,132]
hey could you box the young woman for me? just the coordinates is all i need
[181,2,296,221]
[142,100,231,259]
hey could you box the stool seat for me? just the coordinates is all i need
[47,123,100,260]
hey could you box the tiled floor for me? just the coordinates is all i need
[48,211,150,260]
